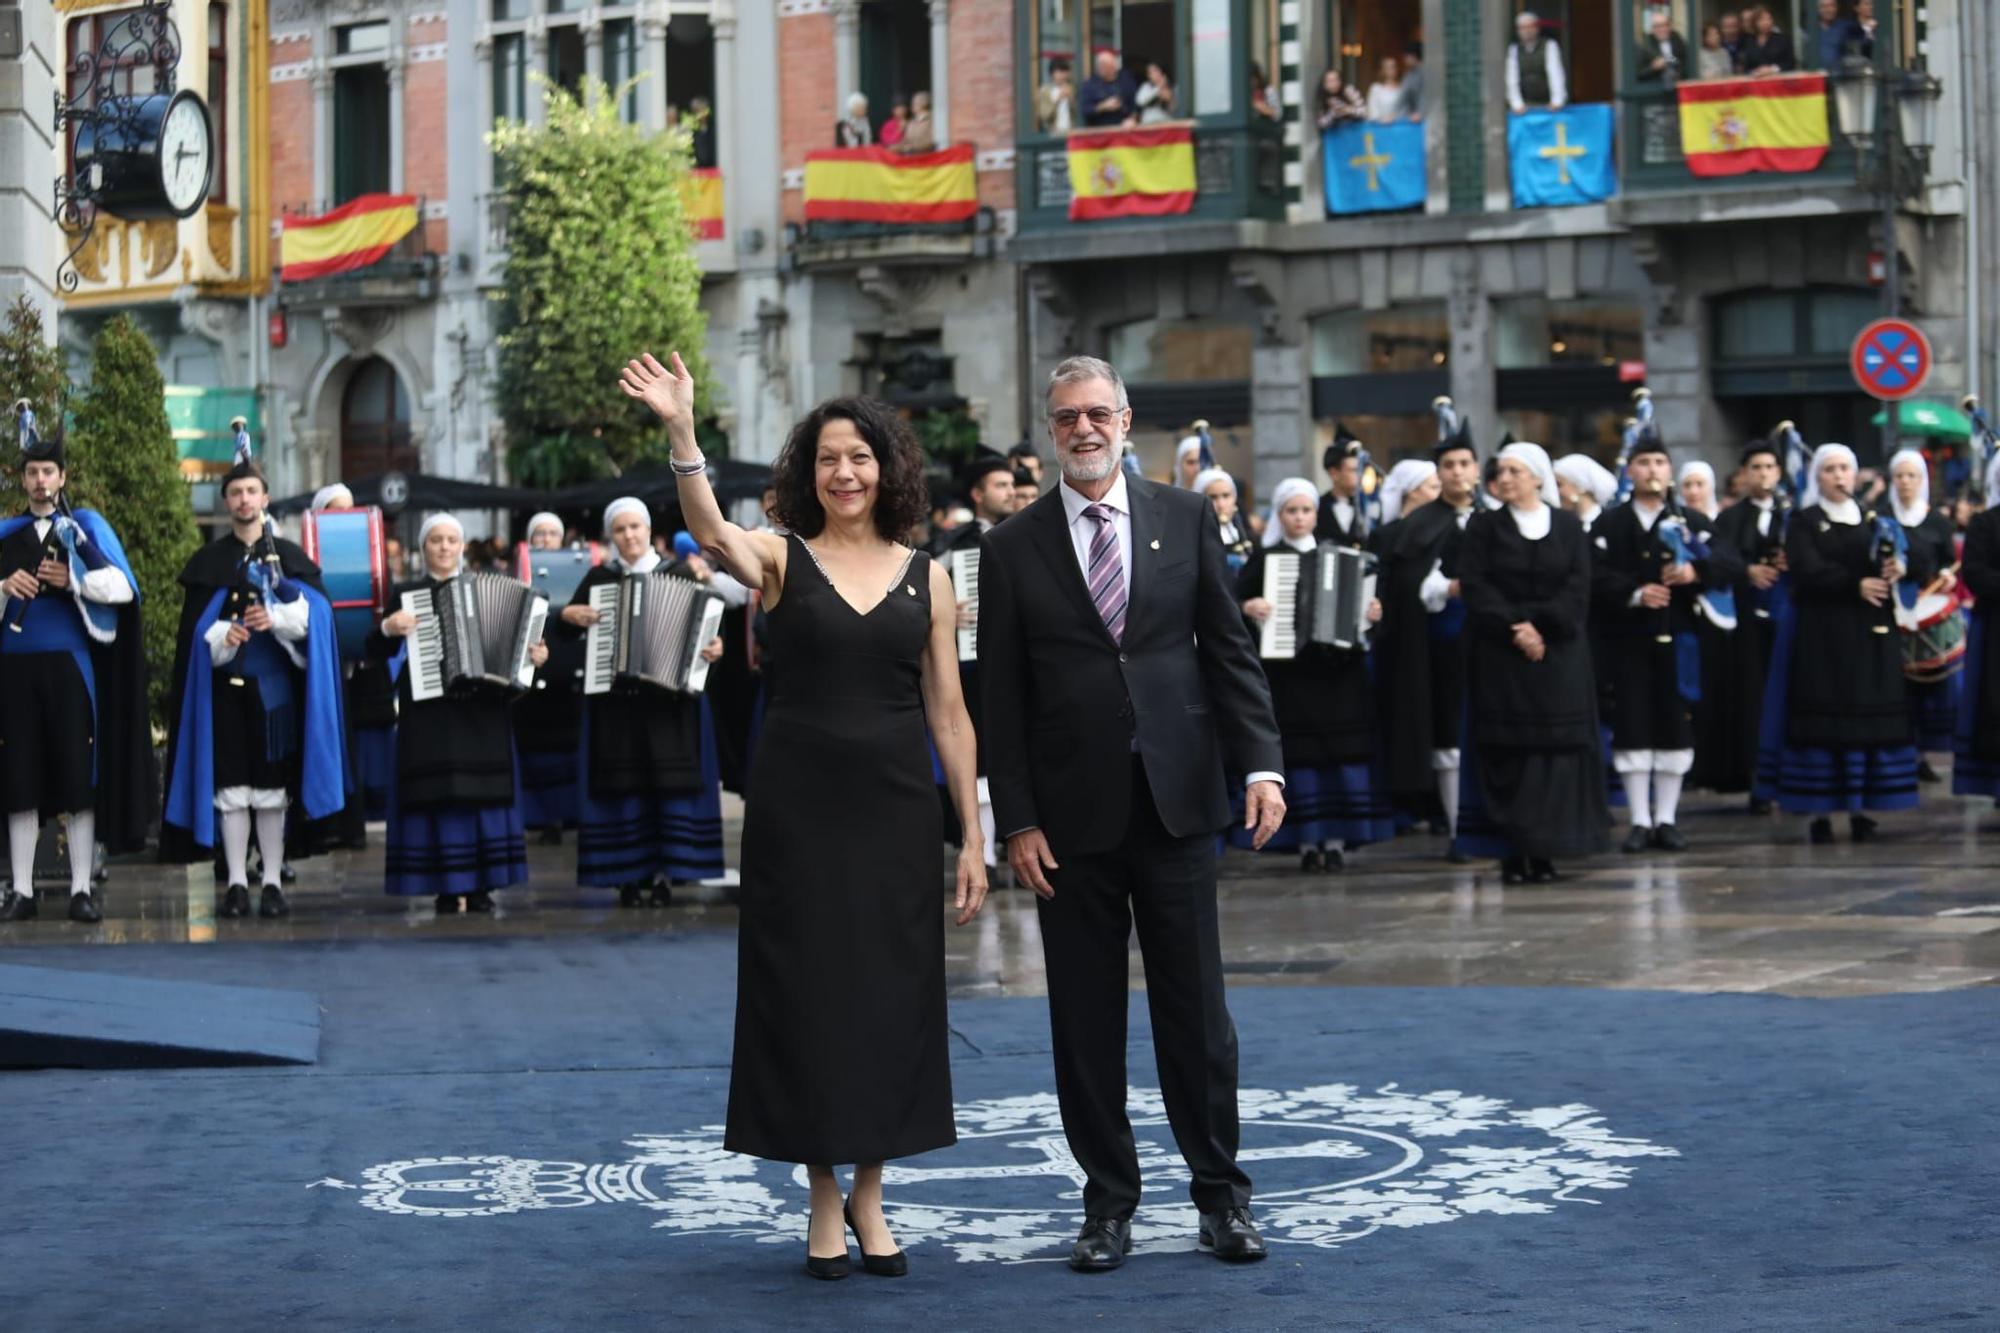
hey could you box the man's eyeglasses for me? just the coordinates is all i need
[1049,406,1123,432]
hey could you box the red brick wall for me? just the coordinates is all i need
[778,12,836,225]
[403,60,449,209]
[951,0,1014,212]
[267,36,316,272]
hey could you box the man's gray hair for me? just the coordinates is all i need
[1046,356,1130,412]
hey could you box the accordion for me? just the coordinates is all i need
[583,572,726,696]
[947,548,979,663]
[402,573,549,701]
[1257,544,1378,660]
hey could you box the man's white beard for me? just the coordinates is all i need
[1060,440,1120,483]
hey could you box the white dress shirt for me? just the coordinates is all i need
[1751,496,1773,538]
[1056,474,1282,791]
[30,515,134,606]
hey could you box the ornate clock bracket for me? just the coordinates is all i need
[52,0,185,294]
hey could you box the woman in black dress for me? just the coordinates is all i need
[618,351,986,1280]
[1887,449,1961,773]
[1451,443,1610,883]
[1954,481,2000,810]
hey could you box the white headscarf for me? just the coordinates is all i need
[310,483,354,512]
[1173,437,1204,486]
[525,511,564,543]
[415,512,465,575]
[1379,459,1436,524]
[602,496,651,538]
[1191,466,1235,499]
[1678,460,1719,518]
[1552,453,1616,507]
[1887,448,1930,527]
[1801,443,1858,510]
[1262,477,1320,547]
[1498,441,1560,509]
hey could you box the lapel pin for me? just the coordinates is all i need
[1149,539,1160,550]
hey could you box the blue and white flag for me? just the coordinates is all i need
[1507,104,1616,208]
[1323,121,1426,216]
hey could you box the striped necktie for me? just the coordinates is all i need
[1082,503,1126,643]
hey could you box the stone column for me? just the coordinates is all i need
[311,60,334,206]
[927,0,949,143]
[526,18,549,126]
[386,53,407,194]
[1251,338,1311,503]
[832,0,861,105]
[474,33,495,202]
[640,7,669,131]
[1445,248,1497,435]
[713,8,738,234]
[0,0,60,326]
[581,10,603,91]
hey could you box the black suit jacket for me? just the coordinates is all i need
[979,479,1283,856]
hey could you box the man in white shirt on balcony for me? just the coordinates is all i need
[1506,10,1569,115]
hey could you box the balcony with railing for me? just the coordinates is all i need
[783,145,997,269]
[276,195,441,308]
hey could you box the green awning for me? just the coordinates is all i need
[165,386,262,465]
[1869,400,1972,440]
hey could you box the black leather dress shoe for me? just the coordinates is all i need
[1068,1217,1132,1272]
[0,889,37,922]
[648,879,672,908]
[1808,817,1835,845]
[466,889,495,913]
[1850,814,1879,843]
[1298,847,1324,874]
[1620,825,1652,854]
[1528,859,1561,884]
[68,891,102,923]
[844,1201,907,1277]
[618,883,644,909]
[1199,1207,1268,1262]
[1321,847,1345,873]
[280,861,297,884]
[1500,857,1528,886]
[259,885,290,919]
[221,884,252,918]
[1650,823,1687,852]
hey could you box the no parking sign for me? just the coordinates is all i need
[1850,318,1931,401]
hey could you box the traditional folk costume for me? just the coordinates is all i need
[1753,444,1922,840]
[1315,430,1367,547]
[1192,468,1256,578]
[932,456,1013,866]
[1452,444,1611,881]
[1887,450,1962,759]
[1589,446,1743,852]
[564,498,724,907]
[513,512,586,840]
[379,514,531,912]
[311,483,397,843]
[161,455,346,919]
[1232,478,1393,871]
[0,404,152,924]
[1701,466,1788,798]
[1953,497,2000,806]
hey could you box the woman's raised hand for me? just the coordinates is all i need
[618,351,696,430]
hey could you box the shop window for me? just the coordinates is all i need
[1495,297,1643,367]
[1311,302,1449,376]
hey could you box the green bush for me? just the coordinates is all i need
[0,297,70,512]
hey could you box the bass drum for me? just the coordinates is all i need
[300,506,388,662]
[1896,590,1966,684]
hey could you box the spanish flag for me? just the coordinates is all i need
[280,193,419,282]
[682,168,724,241]
[802,145,977,225]
[1067,126,1197,222]
[1677,73,1830,177]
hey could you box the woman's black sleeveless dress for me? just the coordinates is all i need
[724,534,955,1165]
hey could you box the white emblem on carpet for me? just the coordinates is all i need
[339,1083,1679,1261]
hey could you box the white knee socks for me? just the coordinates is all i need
[253,809,286,889]
[1621,772,1653,829]
[1436,768,1461,835]
[1653,771,1685,828]
[66,809,94,897]
[8,810,37,897]
[221,809,252,888]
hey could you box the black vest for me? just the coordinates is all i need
[1515,39,1553,105]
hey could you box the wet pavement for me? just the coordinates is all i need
[3,787,1996,998]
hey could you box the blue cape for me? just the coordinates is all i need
[162,579,348,850]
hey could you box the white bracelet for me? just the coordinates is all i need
[669,452,706,477]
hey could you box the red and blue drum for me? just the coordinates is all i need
[515,542,603,611]
[301,506,389,662]
[1896,589,1967,684]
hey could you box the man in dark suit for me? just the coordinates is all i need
[979,355,1286,1273]
[1317,429,1365,545]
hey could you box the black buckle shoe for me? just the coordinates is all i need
[1650,823,1687,852]
[221,884,252,918]
[68,891,102,923]
[1198,1206,1268,1262]
[1620,825,1652,854]
[0,889,37,922]
[466,889,495,913]
[1068,1216,1132,1272]
[259,885,290,919]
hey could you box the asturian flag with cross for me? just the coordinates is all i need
[1322,120,1426,215]
[1507,104,1616,208]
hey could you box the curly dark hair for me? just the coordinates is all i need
[770,396,930,543]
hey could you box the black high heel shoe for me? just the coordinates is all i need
[805,1199,850,1281]
[844,1200,908,1277]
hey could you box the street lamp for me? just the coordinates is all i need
[1831,52,1944,461]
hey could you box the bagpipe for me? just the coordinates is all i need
[224,418,306,620]
[7,399,109,640]
[1611,388,1654,507]
[1652,477,1737,631]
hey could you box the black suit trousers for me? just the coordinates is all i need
[1035,757,1251,1218]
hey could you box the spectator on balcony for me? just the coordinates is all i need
[1637,9,1689,85]
[689,96,716,168]
[1136,62,1177,123]
[897,92,937,154]
[879,94,911,147]
[1813,0,1864,70]
[1506,11,1568,115]
[1854,0,1876,56]
[1717,12,1746,70]
[1316,68,1365,130]
[1697,23,1735,78]
[1081,49,1140,127]
[1397,43,1425,120]
[1251,63,1280,120]
[1740,7,1796,74]
[835,93,873,147]
[1036,58,1077,133]
[1364,56,1407,123]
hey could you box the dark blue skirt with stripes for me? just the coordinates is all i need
[1953,609,2000,802]
[576,696,725,887]
[519,746,580,830]
[1753,596,1920,814]
[384,752,529,897]
[353,724,396,822]
[1228,760,1397,852]
[1907,672,1963,754]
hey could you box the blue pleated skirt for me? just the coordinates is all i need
[1908,673,1963,753]
[384,752,528,897]
[519,746,580,829]
[1228,761,1396,852]
[1953,612,2000,802]
[576,695,725,887]
[353,725,396,822]
[1753,596,1921,814]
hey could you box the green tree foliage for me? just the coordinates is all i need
[69,315,201,732]
[0,297,70,511]
[492,80,712,487]
[912,408,983,471]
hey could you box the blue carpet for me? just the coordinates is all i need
[8,934,1996,1330]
